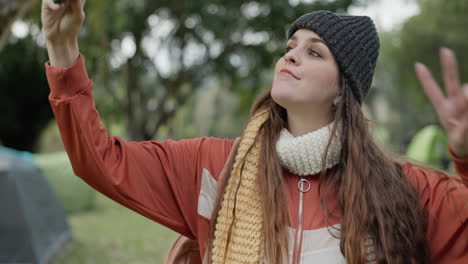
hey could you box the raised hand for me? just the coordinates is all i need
[41,0,86,43]
[41,0,86,67]
[415,48,468,158]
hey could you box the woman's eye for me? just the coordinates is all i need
[309,49,321,57]
[284,46,321,58]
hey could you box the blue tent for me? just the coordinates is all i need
[0,147,71,264]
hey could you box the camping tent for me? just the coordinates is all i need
[0,147,71,264]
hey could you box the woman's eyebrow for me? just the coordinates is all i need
[289,35,328,48]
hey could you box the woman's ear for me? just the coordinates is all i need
[333,96,341,106]
[333,91,343,106]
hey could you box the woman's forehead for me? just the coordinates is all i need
[289,29,324,42]
[288,29,329,51]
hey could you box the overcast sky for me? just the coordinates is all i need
[349,0,420,31]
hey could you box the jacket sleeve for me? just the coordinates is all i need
[44,53,235,240]
[405,147,468,263]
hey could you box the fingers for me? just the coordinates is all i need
[46,0,83,13]
[44,0,65,10]
[69,0,84,12]
[415,62,445,109]
[440,47,461,97]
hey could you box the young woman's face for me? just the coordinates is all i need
[271,29,341,111]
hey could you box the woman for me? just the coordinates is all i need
[41,0,468,263]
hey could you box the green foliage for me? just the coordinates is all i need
[0,35,53,151]
[374,0,468,151]
[2,0,372,149]
[25,0,363,142]
[33,152,96,214]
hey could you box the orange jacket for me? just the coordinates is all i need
[45,54,468,263]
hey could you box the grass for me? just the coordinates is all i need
[32,151,179,263]
[34,152,96,214]
[51,192,180,264]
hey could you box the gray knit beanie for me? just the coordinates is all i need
[288,10,380,104]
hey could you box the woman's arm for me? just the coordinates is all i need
[45,54,235,239]
[41,0,236,239]
[405,155,468,263]
[407,47,468,263]
[448,146,468,185]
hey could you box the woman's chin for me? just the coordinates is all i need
[271,91,296,109]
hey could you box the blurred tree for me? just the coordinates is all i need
[373,0,468,152]
[0,35,52,151]
[0,0,35,50]
[23,0,366,141]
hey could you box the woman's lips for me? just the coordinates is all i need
[280,69,299,80]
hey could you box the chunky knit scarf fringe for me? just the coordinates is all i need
[211,108,269,264]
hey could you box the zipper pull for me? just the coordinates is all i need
[297,176,311,193]
[293,176,311,264]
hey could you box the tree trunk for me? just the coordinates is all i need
[125,56,143,141]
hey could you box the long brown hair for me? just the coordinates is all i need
[206,76,430,263]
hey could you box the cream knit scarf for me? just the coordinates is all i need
[210,109,342,264]
[276,120,342,176]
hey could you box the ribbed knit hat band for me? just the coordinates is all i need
[287,10,380,104]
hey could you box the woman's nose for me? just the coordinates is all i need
[284,51,300,66]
